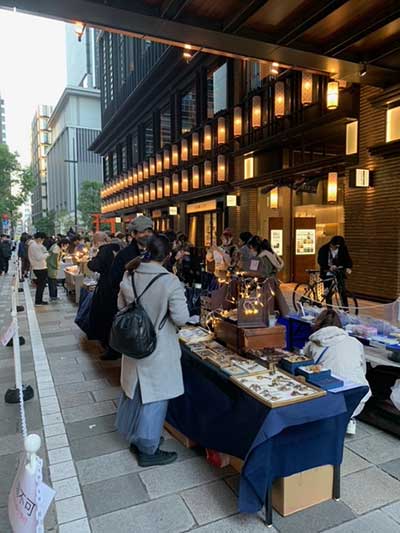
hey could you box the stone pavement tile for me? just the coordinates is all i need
[192,513,277,532]
[160,436,200,462]
[82,472,149,517]
[49,460,77,482]
[65,414,116,441]
[0,453,20,506]
[324,509,400,533]
[380,458,400,481]
[43,334,78,347]
[76,449,143,485]
[341,466,400,514]
[70,430,127,461]
[58,391,94,409]
[345,433,400,464]
[0,434,24,457]
[139,456,234,499]
[55,495,87,524]
[48,446,73,465]
[53,477,82,501]
[52,372,86,385]
[272,500,355,533]
[46,433,69,450]
[0,506,11,532]
[382,501,400,524]
[82,368,107,381]
[181,480,238,525]
[90,494,195,533]
[47,344,84,354]
[56,378,110,396]
[91,386,121,402]
[62,400,117,423]
[341,448,372,477]
[59,518,91,533]
[225,475,240,495]
[43,412,63,426]
[44,423,66,438]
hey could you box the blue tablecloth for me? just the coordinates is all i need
[278,315,313,350]
[167,345,368,513]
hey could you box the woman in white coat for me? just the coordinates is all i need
[304,309,371,434]
[116,234,190,467]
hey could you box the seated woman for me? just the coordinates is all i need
[303,309,371,435]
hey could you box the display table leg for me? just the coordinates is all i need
[333,464,341,500]
[264,485,273,527]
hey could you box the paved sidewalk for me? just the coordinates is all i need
[1,276,400,532]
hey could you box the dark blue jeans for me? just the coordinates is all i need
[48,277,58,299]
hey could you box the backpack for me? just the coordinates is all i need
[109,272,167,359]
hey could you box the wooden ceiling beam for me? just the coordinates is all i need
[223,0,269,33]
[160,0,191,20]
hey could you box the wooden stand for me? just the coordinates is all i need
[215,319,286,352]
[164,422,197,449]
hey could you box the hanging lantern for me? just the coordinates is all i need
[192,165,200,189]
[163,149,170,170]
[172,144,179,166]
[181,139,189,161]
[274,81,285,118]
[143,161,149,180]
[252,95,261,128]
[134,188,139,205]
[156,153,163,173]
[164,176,171,196]
[149,157,155,177]
[157,179,163,199]
[182,169,189,192]
[204,160,212,186]
[172,173,180,195]
[150,182,156,201]
[327,81,339,110]
[138,187,144,204]
[128,170,133,187]
[327,172,338,202]
[138,164,143,182]
[271,62,279,75]
[144,185,150,203]
[192,132,199,157]
[233,106,242,137]
[124,173,129,189]
[270,187,279,209]
[129,191,134,206]
[217,155,226,182]
[217,117,226,145]
[301,72,313,106]
[133,167,138,184]
[204,125,212,151]
[124,193,129,208]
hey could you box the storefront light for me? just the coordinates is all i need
[271,62,279,75]
[217,117,226,145]
[192,132,200,157]
[157,179,163,199]
[233,106,242,137]
[172,144,179,166]
[192,165,200,189]
[138,164,143,182]
[217,155,226,182]
[169,206,178,216]
[164,176,171,196]
[327,172,338,203]
[327,81,339,110]
[149,157,155,177]
[274,81,285,118]
[301,72,313,106]
[244,156,254,179]
[156,153,163,173]
[150,183,156,201]
[252,95,261,129]
[181,169,189,192]
[346,121,358,155]
[172,173,180,195]
[204,125,212,151]
[163,149,170,170]
[204,160,212,186]
[226,194,237,207]
[270,187,279,209]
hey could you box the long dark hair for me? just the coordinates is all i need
[313,309,342,332]
[126,234,171,273]
[247,236,273,255]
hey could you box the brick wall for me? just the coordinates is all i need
[345,86,400,300]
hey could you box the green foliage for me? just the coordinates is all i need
[78,180,102,230]
[35,211,56,235]
[54,209,75,234]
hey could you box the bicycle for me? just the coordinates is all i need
[292,267,359,315]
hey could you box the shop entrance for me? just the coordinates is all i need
[187,199,223,251]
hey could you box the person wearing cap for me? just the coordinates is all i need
[206,228,237,280]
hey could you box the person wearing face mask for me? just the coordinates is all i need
[318,236,352,307]
[206,228,237,280]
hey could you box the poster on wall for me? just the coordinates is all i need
[295,229,316,255]
[270,229,283,256]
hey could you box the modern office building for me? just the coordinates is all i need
[31,105,52,227]
[0,92,6,145]
[65,23,100,89]
[47,86,103,225]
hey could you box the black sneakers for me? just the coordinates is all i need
[129,436,165,455]
[137,448,177,467]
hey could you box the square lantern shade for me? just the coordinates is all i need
[270,187,279,209]
[156,153,163,173]
[128,170,133,186]
[192,165,200,189]
[217,116,226,144]
[217,154,226,182]
[204,125,212,151]
[143,161,149,180]
[327,172,338,202]
[149,157,155,176]
[204,160,212,186]
[138,164,143,182]
[327,81,339,110]
[134,189,139,205]
[252,95,261,128]
[133,168,138,184]
[182,169,189,192]
[124,193,129,208]
[181,139,188,161]
[150,182,156,201]
[163,149,170,170]
[233,106,242,137]
[124,173,129,189]
[172,144,179,166]
[164,176,171,196]
[192,132,199,157]
[172,173,180,195]
[157,179,163,199]
[169,206,178,216]
[274,81,285,118]
[301,72,313,106]
[129,192,134,206]
[138,187,144,204]
[144,185,150,203]
[226,194,237,207]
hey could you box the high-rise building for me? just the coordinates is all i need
[31,105,52,227]
[0,92,6,145]
[65,23,100,89]
[46,86,103,226]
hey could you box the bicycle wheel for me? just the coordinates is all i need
[292,283,315,313]
[343,291,359,315]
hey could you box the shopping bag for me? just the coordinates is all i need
[75,289,95,339]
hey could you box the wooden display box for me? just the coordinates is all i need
[272,465,334,516]
[215,319,286,352]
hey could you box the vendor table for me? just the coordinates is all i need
[167,344,367,525]
[64,269,84,304]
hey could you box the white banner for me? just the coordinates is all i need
[0,320,16,347]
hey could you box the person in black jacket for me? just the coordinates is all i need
[0,235,12,275]
[318,235,353,308]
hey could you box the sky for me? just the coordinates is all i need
[0,9,66,165]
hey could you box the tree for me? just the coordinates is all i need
[54,209,75,234]
[78,181,102,231]
[35,211,56,235]
[0,144,35,231]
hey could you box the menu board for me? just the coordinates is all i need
[295,229,316,255]
[270,229,283,256]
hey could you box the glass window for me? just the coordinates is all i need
[207,63,227,118]
[386,107,400,142]
[160,106,171,147]
[132,131,138,164]
[144,119,154,157]
[181,85,197,134]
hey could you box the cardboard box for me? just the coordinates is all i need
[164,422,197,449]
[272,465,334,516]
